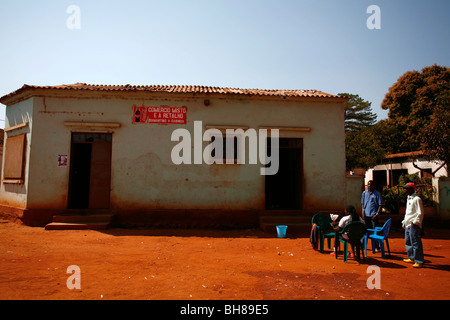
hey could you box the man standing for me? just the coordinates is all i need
[361,180,383,250]
[402,182,424,268]
[361,180,383,228]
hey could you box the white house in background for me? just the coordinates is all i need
[365,151,447,191]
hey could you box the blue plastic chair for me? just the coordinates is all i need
[311,213,335,253]
[364,218,392,259]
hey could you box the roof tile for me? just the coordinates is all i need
[1,83,347,104]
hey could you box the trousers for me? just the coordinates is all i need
[364,215,380,248]
[405,224,424,264]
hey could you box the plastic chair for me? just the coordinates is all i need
[364,218,392,259]
[335,222,367,263]
[311,213,335,253]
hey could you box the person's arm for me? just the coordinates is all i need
[372,204,382,220]
[372,192,383,220]
[331,217,339,231]
[361,192,365,219]
[337,216,350,230]
[413,197,424,228]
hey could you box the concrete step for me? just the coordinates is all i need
[259,213,314,238]
[45,222,110,230]
[45,214,114,230]
[260,215,312,224]
[52,214,114,223]
[260,222,312,237]
[259,210,311,217]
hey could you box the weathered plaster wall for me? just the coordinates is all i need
[3,92,346,213]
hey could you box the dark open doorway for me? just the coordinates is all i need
[265,138,303,210]
[68,133,112,209]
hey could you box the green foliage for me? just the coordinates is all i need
[339,93,377,132]
[398,173,435,206]
[341,93,381,170]
[381,64,450,153]
[398,172,421,186]
[420,90,450,170]
[382,173,435,213]
[343,65,449,171]
[345,119,397,170]
[382,185,404,214]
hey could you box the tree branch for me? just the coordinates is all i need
[432,161,447,176]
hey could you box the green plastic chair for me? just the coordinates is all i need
[335,222,367,263]
[312,213,335,253]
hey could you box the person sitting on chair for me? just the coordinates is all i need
[330,205,363,257]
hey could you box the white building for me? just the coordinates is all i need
[0,83,356,229]
[365,151,447,191]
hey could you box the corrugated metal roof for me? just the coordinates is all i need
[0,83,348,104]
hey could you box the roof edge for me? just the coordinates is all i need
[384,151,426,159]
[0,83,349,105]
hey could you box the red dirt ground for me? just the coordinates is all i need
[0,219,449,301]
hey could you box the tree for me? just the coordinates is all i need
[381,64,450,153]
[345,119,396,170]
[339,93,377,132]
[340,93,385,170]
[420,90,450,175]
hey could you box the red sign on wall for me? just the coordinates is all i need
[133,106,187,124]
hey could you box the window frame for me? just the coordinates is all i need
[2,133,27,182]
[209,134,240,164]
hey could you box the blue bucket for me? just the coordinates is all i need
[276,225,288,238]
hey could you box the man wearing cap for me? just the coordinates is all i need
[361,180,383,250]
[402,182,425,268]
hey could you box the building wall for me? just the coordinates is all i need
[346,175,364,212]
[2,91,346,216]
[435,177,450,219]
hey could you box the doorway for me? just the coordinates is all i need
[265,138,303,210]
[68,133,112,209]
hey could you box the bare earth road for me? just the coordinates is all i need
[1,219,449,303]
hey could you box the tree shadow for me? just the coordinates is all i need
[353,255,408,269]
[363,250,450,271]
[422,263,450,271]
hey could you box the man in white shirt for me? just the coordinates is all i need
[402,182,424,268]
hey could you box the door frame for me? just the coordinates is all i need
[265,137,303,210]
[67,132,112,209]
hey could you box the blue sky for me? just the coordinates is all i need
[0,0,449,129]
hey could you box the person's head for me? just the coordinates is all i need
[368,180,375,191]
[403,182,416,195]
[345,205,359,221]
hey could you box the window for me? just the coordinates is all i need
[204,125,254,165]
[3,133,26,181]
[211,135,239,164]
[72,132,112,143]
